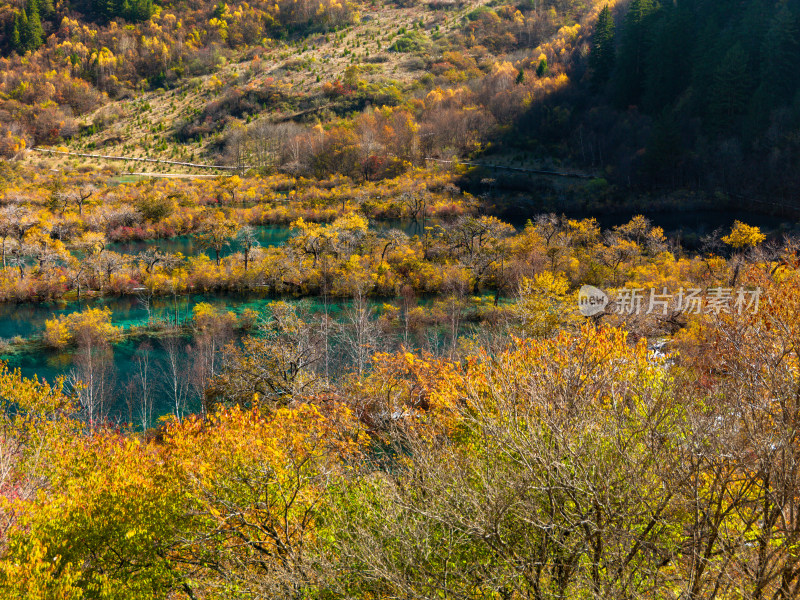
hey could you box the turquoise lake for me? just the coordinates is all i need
[2,210,798,426]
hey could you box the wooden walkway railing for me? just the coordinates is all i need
[424,157,595,179]
[33,147,251,170]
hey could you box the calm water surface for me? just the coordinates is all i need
[3,211,798,424]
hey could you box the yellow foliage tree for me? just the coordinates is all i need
[722,220,766,249]
[43,307,120,349]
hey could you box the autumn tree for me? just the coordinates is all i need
[0,432,189,599]
[444,215,515,293]
[722,220,766,249]
[236,225,260,271]
[206,301,324,409]
[67,332,115,433]
[159,335,192,421]
[197,211,240,266]
[327,327,690,599]
[165,402,365,598]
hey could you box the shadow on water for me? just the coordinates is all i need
[505,209,800,248]
[0,292,464,426]
[109,225,294,257]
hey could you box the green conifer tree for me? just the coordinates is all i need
[612,0,658,108]
[761,6,800,105]
[642,3,694,114]
[24,0,44,51]
[10,16,22,53]
[536,57,549,77]
[38,0,54,18]
[709,42,751,131]
[589,5,615,89]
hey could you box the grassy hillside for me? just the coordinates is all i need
[4,0,611,177]
[5,0,799,212]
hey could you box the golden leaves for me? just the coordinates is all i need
[722,220,766,249]
[43,307,120,349]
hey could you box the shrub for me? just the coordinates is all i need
[388,32,426,53]
[192,302,237,332]
[466,5,495,21]
[44,308,121,349]
[136,195,175,222]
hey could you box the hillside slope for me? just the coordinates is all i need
[499,0,800,209]
[5,0,612,177]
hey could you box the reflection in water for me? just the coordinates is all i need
[1,291,490,426]
[107,221,424,257]
[3,211,797,425]
[109,225,293,257]
[0,221,424,340]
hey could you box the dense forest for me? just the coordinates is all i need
[510,0,800,205]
